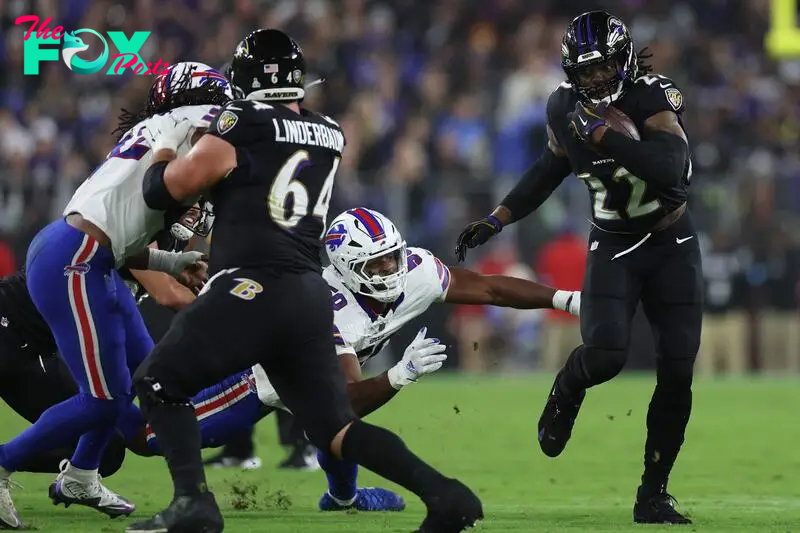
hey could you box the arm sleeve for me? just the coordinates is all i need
[500,149,572,222]
[500,90,572,222]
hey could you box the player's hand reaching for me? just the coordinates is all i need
[569,101,608,143]
[387,327,447,390]
[147,249,208,291]
[455,215,503,263]
[142,114,194,154]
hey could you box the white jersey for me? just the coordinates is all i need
[251,247,452,409]
[64,105,220,268]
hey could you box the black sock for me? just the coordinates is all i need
[340,420,448,502]
[148,403,208,498]
[641,360,693,497]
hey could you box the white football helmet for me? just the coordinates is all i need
[149,61,234,107]
[325,208,407,303]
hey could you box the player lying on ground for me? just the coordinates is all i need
[117,207,580,513]
[455,11,699,525]
[0,62,227,530]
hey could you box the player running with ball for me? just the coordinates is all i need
[456,11,701,525]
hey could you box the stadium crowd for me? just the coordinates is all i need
[0,0,798,372]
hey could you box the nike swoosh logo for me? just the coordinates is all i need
[660,83,672,88]
[578,116,587,126]
[676,236,694,244]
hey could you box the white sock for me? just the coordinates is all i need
[328,492,357,507]
[64,464,98,484]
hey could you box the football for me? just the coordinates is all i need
[605,106,640,140]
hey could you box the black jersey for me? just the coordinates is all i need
[204,100,345,275]
[0,270,56,356]
[548,73,690,234]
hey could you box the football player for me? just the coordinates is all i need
[116,207,579,514]
[128,29,483,533]
[0,62,229,528]
[455,11,699,524]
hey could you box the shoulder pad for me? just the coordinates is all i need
[630,74,685,116]
[406,247,451,302]
[546,83,575,126]
[206,100,274,146]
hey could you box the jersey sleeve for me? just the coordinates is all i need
[632,74,685,118]
[332,323,357,357]
[407,247,451,304]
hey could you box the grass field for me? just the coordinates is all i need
[3,373,800,532]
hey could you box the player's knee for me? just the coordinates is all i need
[656,357,695,390]
[98,433,127,478]
[577,346,628,384]
[133,374,192,417]
[77,392,132,422]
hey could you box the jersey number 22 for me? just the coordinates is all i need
[579,167,661,220]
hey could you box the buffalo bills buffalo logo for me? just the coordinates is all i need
[63,262,91,276]
[325,223,348,251]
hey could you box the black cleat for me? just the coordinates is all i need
[413,478,483,533]
[125,493,224,533]
[633,486,692,524]
[278,444,320,471]
[537,371,585,458]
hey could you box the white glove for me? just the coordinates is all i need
[387,327,448,390]
[142,114,193,153]
[553,290,581,316]
[147,249,204,278]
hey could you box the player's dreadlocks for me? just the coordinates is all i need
[636,47,654,75]
[113,70,230,141]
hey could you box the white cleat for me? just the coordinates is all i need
[49,460,135,518]
[0,466,22,530]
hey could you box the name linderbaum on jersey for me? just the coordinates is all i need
[456,11,702,526]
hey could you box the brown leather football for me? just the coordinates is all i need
[605,106,640,140]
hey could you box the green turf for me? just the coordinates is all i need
[4,373,800,532]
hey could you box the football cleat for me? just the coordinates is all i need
[203,452,262,471]
[319,487,406,512]
[633,486,692,524]
[126,493,223,533]
[278,444,320,471]
[414,478,483,533]
[0,467,22,530]
[49,460,135,518]
[537,371,585,457]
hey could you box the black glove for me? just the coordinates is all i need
[569,100,608,142]
[454,215,503,263]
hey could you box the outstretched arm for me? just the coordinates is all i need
[495,125,573,225]
[340,328,447,417]
[455,124,571,262]
[443,266,580,314]
[340,354,400,418]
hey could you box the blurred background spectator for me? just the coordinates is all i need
[1,0,798,374]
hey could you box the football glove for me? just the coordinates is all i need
[569,101,608,142]
[148,249,205,278]
[387,327,447,390]
[142,114,193,153]
[455,215,503,263]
